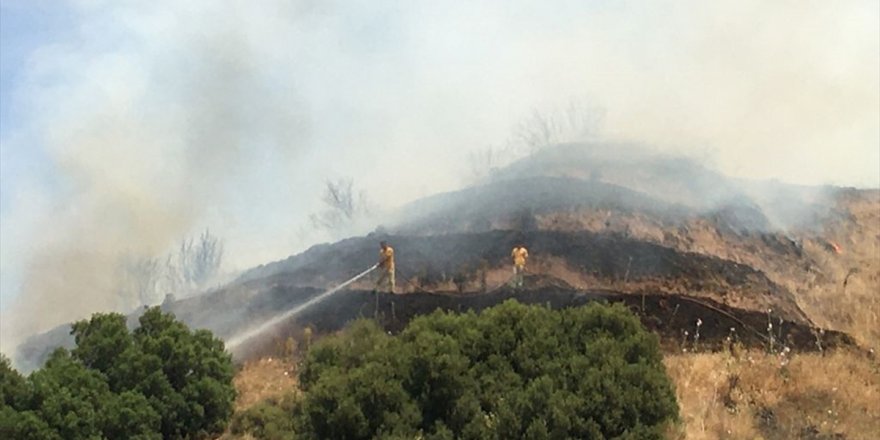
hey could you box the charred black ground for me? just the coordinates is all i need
[15,223,842,370]
[228,284,853,362]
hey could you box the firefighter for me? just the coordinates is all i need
[511,243,528,288]
[374,241,395,293]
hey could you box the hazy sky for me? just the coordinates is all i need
[1,0,878,352]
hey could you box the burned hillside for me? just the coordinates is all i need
[239,230,807,322]
[15,145,878,370]
[227,287,854,363]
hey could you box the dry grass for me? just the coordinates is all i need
[538,190,880,348]
[217,356,299,439]
[665,348,880,440]
[795,191,880,348]
[232,356,298,411]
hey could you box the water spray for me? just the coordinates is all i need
[226,264,378,350]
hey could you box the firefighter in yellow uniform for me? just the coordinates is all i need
[375,241,395,293]
[511,243,528,288]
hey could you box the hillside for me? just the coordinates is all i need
[14,143,879,437]
[18,144,877,366]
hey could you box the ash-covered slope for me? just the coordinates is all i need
[237,230,805,321]
[17,143,876,369]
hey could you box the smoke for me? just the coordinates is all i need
[1,0,877,356]
[0,0,310,351]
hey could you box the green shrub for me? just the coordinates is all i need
[231,395,298,439]
[290,300,678,439]
[0,307,235,440]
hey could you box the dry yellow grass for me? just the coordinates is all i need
[665,348,880,440]
[219,357,298,439]
[232,357,298,411]
[796,191,880,348]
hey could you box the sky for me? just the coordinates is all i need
[1,0,878,354]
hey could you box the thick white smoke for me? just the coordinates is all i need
[1,0,877,356]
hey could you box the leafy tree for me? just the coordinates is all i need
[283,300,678,439]
[29,348,117,439]
[101,307,235,438]
[0,354,56,440]
[0,355,29,409]
[70,313,133,376]
[231,396,298,440]
[0,308,234,439]
[101,391,162,440]
[0,406,58,440]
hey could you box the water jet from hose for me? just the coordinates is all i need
[226,264,378,350]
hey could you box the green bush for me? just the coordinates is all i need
[231,395,298,439]
[0,307,235,439]
[288,300,678,439]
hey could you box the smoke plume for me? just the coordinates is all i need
[1,0,877,356]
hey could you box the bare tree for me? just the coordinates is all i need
[310,178,371,233]
[513,100,605,152]
[515,110,558,152]
[115,229,224,308]
[162,253,183,295]
[462,99,605,184]
[467,146,503,182]
[118,256,161,308]
[177,229,224,289]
